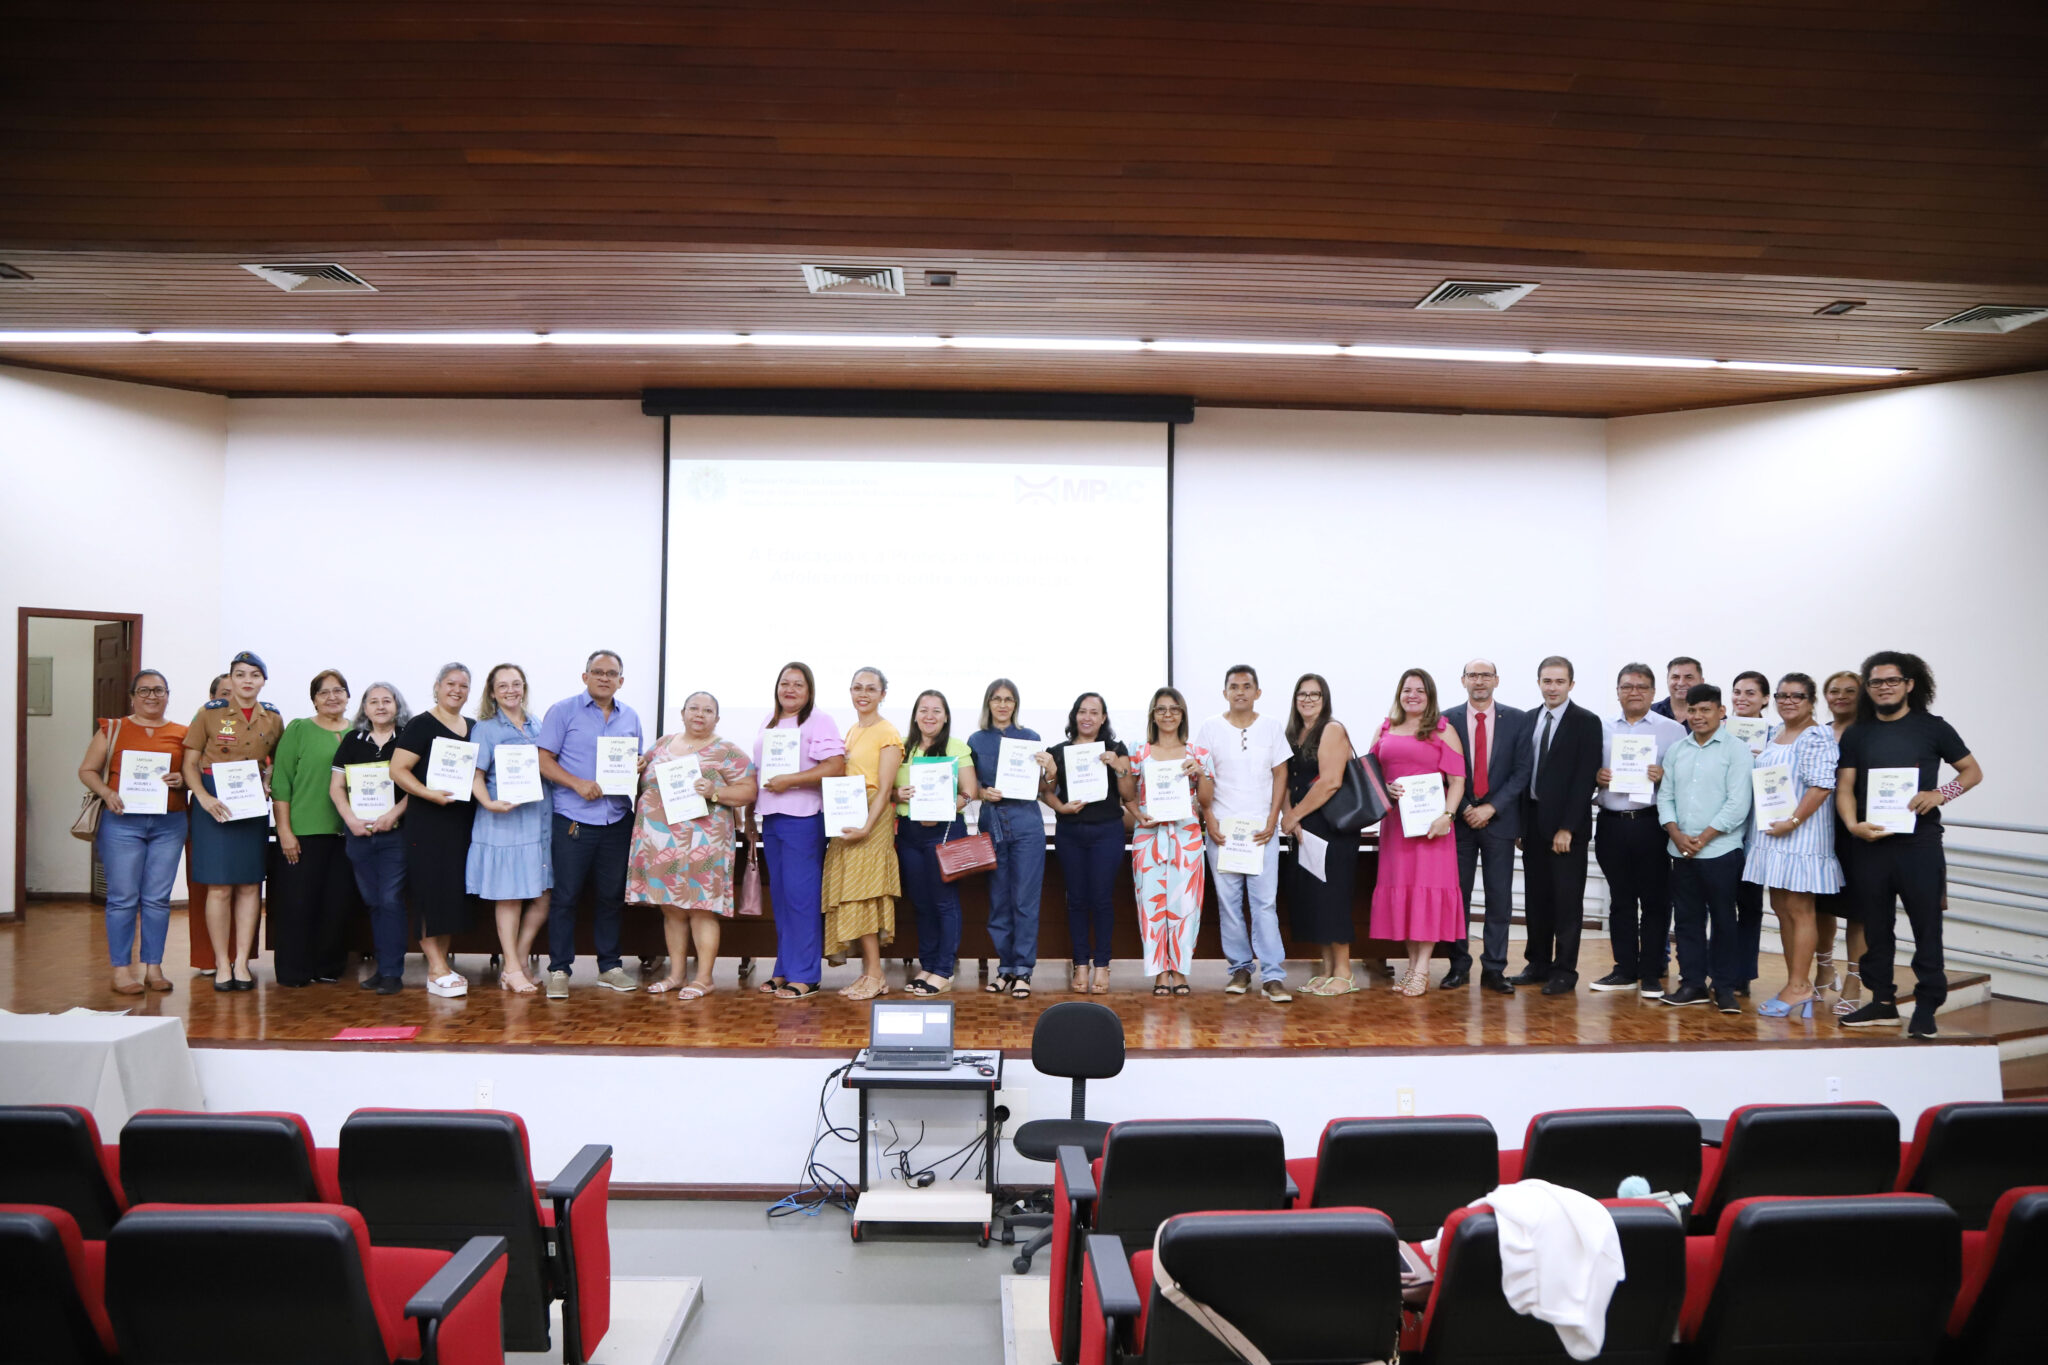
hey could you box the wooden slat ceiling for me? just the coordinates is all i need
[2,1,2044,415]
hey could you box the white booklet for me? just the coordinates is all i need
[345,761,394,818]
[1063,741,1109,804]
[995,736,1045,801]
[1217,817,1264,874]
[1608,733,1657,799]
[760,728,803,781]
[493,743,544,805]
[212,759,269,821]
[654,753,709,822]
[426,736,479,800]
[908,761,957,823]
[1296,827,1329,882]
[822,775,870,835]
[117,751,172,815]
[1143,757,1193,823]
[1752,765,1798,828]
[1397,770,1447,838]
[1728,717,1772,755]
[594,735,640,797]
[1867,766,1919,834]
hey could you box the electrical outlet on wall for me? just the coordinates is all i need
[1826,1076,1842,1101]
[475,1078,493,1107]
[1396,1086,1416,1116]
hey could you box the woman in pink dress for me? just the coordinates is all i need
[1370,669,1467,997]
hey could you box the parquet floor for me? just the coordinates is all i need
[5,901,1967,1056]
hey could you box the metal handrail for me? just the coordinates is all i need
[1944,818,2048,838]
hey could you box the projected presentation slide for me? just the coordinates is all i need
[663,417,1169,746]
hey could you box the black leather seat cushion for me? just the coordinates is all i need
[1522,1106,1701,1201]
[1015,1117,1112,1164]
[1310,1116,1498,1239]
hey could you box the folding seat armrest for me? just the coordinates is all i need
[1058,1145,1098,1202]
[1086,1232,1143,1358]
[546,1143,614,1206]
[1283,1172,1299,1206]
[407,1235,508,1365]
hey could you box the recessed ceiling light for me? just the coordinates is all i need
[925,271,957,287]
[0,330,1910,377]
[1814,300,1866,316]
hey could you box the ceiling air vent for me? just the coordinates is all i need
[800,264,905,296]
[239,262,377,293]
[0,262,32,281]
[1923,304,2048,334]
[1415,280,1538,312]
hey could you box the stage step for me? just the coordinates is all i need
[1901,970,1992,1016]
[1999,1050,2048,1100]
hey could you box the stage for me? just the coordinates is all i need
[4,901,2022,1189]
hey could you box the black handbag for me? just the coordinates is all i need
[1321,749,1394,834]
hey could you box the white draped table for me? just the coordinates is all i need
[0,1009,204,1132]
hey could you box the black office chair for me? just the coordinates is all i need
[1000,1001,1125,1272]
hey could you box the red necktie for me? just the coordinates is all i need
[1472,710,1490,800]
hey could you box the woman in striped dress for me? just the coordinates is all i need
[1744,672,1843,1018]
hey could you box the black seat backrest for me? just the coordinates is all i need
[1955,1188,2048,1365]
[121,1112,320,1206]
[0,1107,122,1239]
[0,1207,112,1365]
[1143,1210,1402,1365]
[105,1208,391,1365]
[1031,1001,1126,1082]
[1522,1106,1701,1200]
[1095,1120,1289,1252]
[338,1110,551,1351]
[1694,1103,1900,1232]
[1903,1102,2048,1230]
[1310,1116,1498,1239]
[1424,1202,1685,1365]
[1693,1196,1959,1365]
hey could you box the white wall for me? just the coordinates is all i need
[1,366,228,917]
[1607,371,2048,825]
[222,400,663,729]
[23,617,100,893]
[1174,408,1609,720]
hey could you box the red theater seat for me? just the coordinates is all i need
[0,1104,126,1238]
[0,1202,116,1362]
[1078,1208,1403,1365]
[1413,1198,1683,1365]
[120,1109,341,1206]
[106,1203,505,1365]
[1049,1119,1290,1365]
[1897,1100,2048,1230]
[1948,1185,2048,1364]
[1291,1115,1498,1240]
[1681,1194,1958,1364]
[339,1108,611,1365]
[1690,1103,1899,1233]
[1510,1106,1702,1200]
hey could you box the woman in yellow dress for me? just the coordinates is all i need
[822,667,903,1001]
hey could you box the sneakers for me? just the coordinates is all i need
[1225,970,1253,995]
[427,972,468,998]
[1639,978,1667,999]
[1589,970,1637,992]
[596,966,639,993]
[1715,988,1742,1015]
[1662,984,1711,1007]
[546,970,570,1000]
[1260,980,1293,1003]
[1839,1000,1903,1028]
[375,975,403,996]
[1907,1008,1938,1040]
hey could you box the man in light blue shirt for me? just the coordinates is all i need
[1656,683,1752,1012]
[536,650,645,998]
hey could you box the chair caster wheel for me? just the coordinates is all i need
[1000,1226,1015,1245]
[1013,1254,1032,1273]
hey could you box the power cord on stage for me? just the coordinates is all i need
[767,1062,860,1219]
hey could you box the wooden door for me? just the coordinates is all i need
[92,621,131,721]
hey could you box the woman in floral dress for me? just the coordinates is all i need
[1115,686,1216,995]
[627,691,758,999]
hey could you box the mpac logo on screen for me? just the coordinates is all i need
[1012,474,1148,506]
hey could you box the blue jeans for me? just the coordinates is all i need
[345,829,408,980]
[1207,836,1287,981]
[97,809,187,966]
[897,818,965,979]
[1057,819,1125,967]
[548,813,629,975]
[1671,849,1743,992]
[985,804,1045,978]
[765,812,826,986]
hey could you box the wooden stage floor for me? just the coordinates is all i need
[4,901,1983,1057]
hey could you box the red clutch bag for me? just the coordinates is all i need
[935,828,998,883]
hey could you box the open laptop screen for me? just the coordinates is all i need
[870,1000,954,1052]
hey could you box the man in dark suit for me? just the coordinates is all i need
[1650,656,1703,722]
[1440,658,1531,993]
[1514,655,1604,995]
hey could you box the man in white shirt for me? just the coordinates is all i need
[1195,665,1294,1002]
[1591,663,1688,997]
